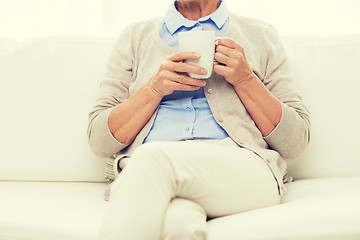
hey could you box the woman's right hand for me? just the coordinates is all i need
[149,51,208,96]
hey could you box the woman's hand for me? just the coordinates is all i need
[150,51,208,96]
[213,38,254,86]
[214,37,282,137]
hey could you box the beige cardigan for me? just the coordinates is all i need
[88,13,310,195]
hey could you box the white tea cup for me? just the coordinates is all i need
[178,30,218,79]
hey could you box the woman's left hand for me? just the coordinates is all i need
[214,37,282,137]
[213,38,254,86]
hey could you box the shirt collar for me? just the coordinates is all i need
[163,0,229,34]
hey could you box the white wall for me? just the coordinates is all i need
[229,0,360,36]
[0,0,359,41]
[0,0,103,40]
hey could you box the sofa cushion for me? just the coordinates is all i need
[0,37,115,182]
[1,178,359,240]
[0,182,107,240]
[208,177,360,240]
[0,38,19,55]
[282,35,360,179]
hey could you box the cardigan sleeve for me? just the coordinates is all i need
[262,26,311,160]
[87,26,134,157]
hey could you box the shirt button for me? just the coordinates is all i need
[185,126,190,131]
[267,159,271,163]
[186,107,191,110]
[217,117,223,123]
[207,89,213,94]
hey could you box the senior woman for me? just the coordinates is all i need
[88,0,310,239]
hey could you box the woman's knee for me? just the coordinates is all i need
[123,142,178,190]
[161,198,208,240]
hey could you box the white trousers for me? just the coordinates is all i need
[96,138,281,240]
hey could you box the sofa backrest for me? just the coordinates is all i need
[282,34,360,179]
[0,37,115,182]
[0,34,359,182]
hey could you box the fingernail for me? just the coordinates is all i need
[201,68,207,74]
[194,52,201,58]
[215,39,220,46]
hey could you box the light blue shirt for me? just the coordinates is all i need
[144,0,229,143]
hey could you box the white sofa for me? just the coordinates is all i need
[0,33,359,240]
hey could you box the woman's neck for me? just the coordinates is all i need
[177,0,219,21]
